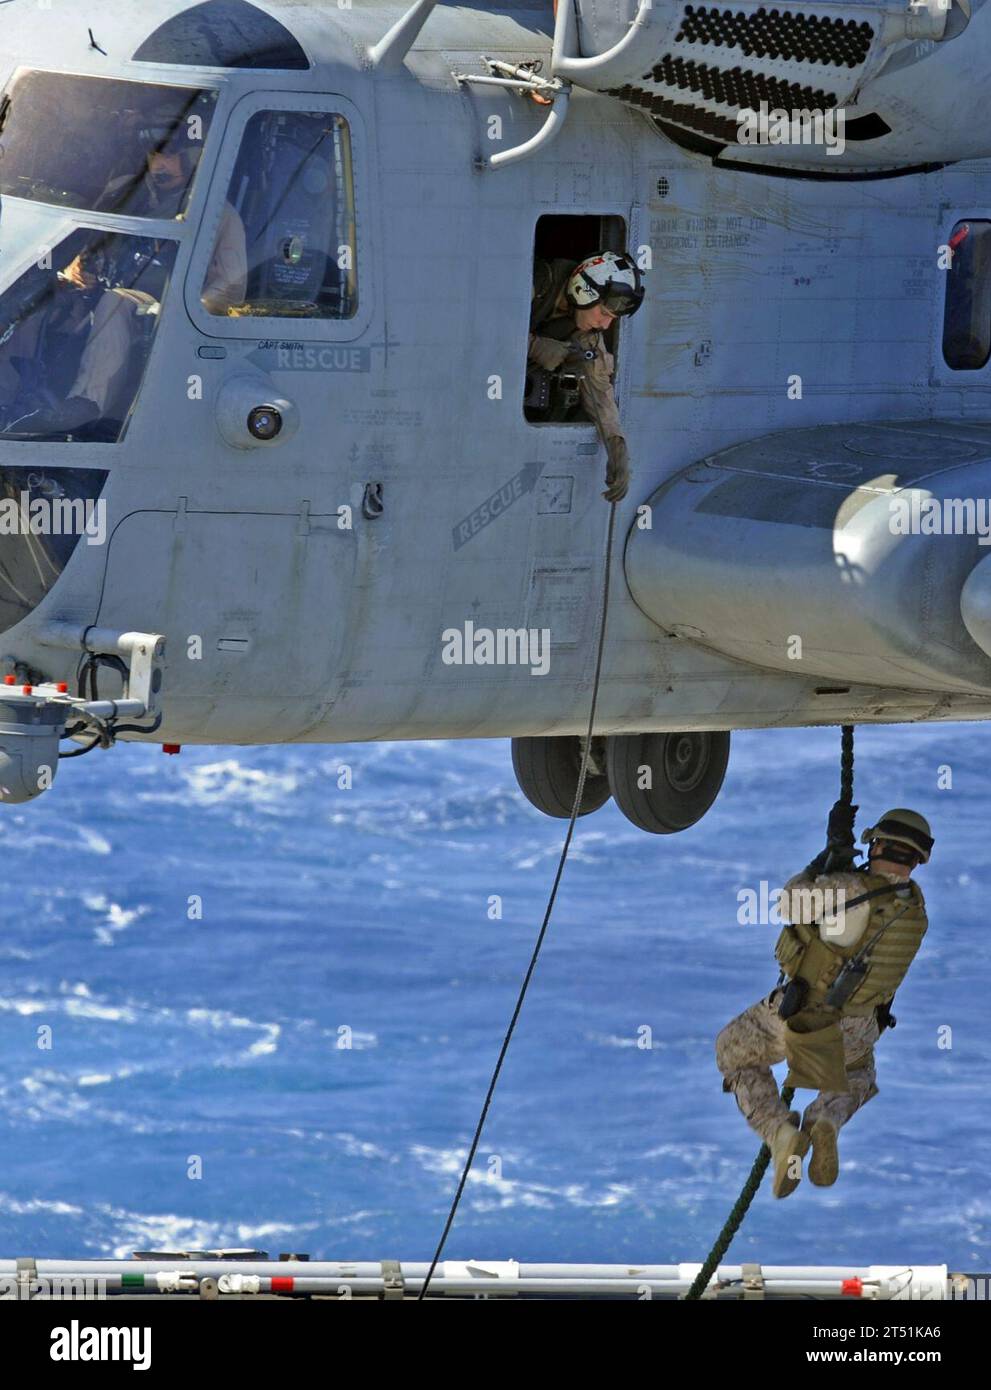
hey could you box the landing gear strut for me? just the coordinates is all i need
[605,731,730,834]
[511,735,611,818]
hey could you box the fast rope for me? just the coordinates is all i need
[684,723,856,1302]
[828,724,855,870]
[417,503,619,1300]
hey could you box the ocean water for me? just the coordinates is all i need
[1,724,988,1270]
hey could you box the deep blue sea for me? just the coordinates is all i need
[1,724,988,1271]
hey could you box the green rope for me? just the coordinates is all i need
[838,724,855,804]
[824,725,857,871]
[684,724,856,1302]
[684,1084,795,1301]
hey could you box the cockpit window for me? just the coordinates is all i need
[0,71,216,219]
[134,0,310,70]
[0,229,178,443]
[202,110,357,320]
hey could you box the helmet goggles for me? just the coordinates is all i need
[598,286,643,317]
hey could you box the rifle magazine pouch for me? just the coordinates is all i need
[783,1018,849,1093]
[777,977,809,1020]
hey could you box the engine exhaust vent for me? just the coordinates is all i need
[675,6,875,69]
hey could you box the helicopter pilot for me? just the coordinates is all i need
[0,146,248,434]
[52,113,248,425]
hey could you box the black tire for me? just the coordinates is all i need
[606,731,730,834]
[511,736,612,819]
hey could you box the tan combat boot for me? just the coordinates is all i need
[807,1118,839,1187]
[770,1111,811,1199]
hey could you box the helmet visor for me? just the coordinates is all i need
[599,284,644,317]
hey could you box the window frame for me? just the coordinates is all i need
[183,89,371,342]
[524,212,630,429]
[0,222,182,445]
[937,212,991,382]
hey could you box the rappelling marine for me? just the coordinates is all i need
[716,806,933,1198]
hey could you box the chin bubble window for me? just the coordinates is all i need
[202,110,357,319]
[0,466,109,634]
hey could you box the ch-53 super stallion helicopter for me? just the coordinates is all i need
[2,0,991,831]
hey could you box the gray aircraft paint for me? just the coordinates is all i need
[2,0,991,769]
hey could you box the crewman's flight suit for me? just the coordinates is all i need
[527,318,624,439]
[716,865,928,1144]
[527,258,630,501]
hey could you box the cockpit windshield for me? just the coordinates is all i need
[0,71,216,220]
[0,228,178,443]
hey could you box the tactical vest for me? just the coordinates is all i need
[774,872,928,1017]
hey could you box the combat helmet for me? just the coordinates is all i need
[861,808,934,864]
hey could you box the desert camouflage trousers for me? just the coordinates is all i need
[716,989,880,1145]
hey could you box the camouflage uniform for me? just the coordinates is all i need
[716,987,880,1145]
[715,865,896,1145]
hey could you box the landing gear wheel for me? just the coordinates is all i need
[511,735,612,819]
[605,731,730,834]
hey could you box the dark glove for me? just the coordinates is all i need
[603,435,630,503]
[875,1000,897,1031]
[826,799,858,845]
[825,844,859,870]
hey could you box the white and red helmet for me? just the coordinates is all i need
[566,251,644,317]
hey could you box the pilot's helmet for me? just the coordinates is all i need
[139,103,205,186]
[861,808,934,864]
[566,251,644,318]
